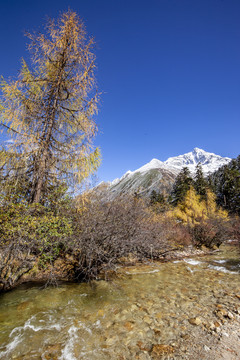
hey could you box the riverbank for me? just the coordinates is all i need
[0,244,219,293]
[1,243,239,359]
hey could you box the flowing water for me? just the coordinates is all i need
[0,244,239,359]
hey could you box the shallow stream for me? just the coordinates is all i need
[0,244,239,359]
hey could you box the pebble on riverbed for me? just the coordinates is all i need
[188,317,202,326]
[151,344,175,358]
[215,308,235,320]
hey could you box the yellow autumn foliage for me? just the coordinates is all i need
[0,11,101,203]
[168,186,228,225]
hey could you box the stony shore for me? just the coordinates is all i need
[172,295,240,360]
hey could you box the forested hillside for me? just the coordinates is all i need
[209,156,240,215]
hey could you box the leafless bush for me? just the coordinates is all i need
[167,222,192,247]
[189,217,229,248]
[68,194,176,280]
[227,216,240,242]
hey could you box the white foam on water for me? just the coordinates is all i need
[184,259,202,266]
[0,312,62,358]
[10,314,61,336]
[60,321,93,360]
[208,265,238,274]
[214,260,227,264]
[60,325,79,360]
[0,334,23,359]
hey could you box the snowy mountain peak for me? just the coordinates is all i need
[164,148,231,174]
[111,148,231,186]
[104,148,232,199]
[193,147,204,153]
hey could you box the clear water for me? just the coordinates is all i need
[0,244,239,359]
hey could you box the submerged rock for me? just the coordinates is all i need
[44,344,61,360]
[188,317,202,326]
[215,308,228,319]
[151,344,175,357]
[227,311,234,319]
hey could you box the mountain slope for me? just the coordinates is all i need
[110,167,177,197]
[98,148,231,198]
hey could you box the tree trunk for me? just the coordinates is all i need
[31,49,67,203]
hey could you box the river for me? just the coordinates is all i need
[0,244,239,359]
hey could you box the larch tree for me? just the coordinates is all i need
[168,186,206,225]
[0,11,100,204]
[168,186,228,225]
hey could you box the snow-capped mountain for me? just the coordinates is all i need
[112,148,230,182]
[164,148,231,174]
[97,148,231,198]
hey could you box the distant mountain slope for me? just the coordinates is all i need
[97,148,231,198]
[110,167,177,197]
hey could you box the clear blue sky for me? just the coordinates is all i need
[0,0,239,183]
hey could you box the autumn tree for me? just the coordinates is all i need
[168,186,228,225]
[168,186,205,225]
[0,11,100,204]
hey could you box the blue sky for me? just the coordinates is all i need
[0,0,239,183]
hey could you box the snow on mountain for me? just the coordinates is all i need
[164,148,231,175]
[93,148,232,199]
[109,148,231,189]
[133,158,165,174]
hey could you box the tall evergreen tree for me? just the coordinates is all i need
[194,163,208,201]
[170,167,193,206]
[150,190,165,205]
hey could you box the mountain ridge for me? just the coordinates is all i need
[97,148,231,198]
[111,148,230,183]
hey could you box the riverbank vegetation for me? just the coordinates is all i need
[0,11,239,292]
[0,174,239,291]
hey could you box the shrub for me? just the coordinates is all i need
[189,218,229,248]
[68,194,179,280]
[227,216,240,243]
[0,193,73,290]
